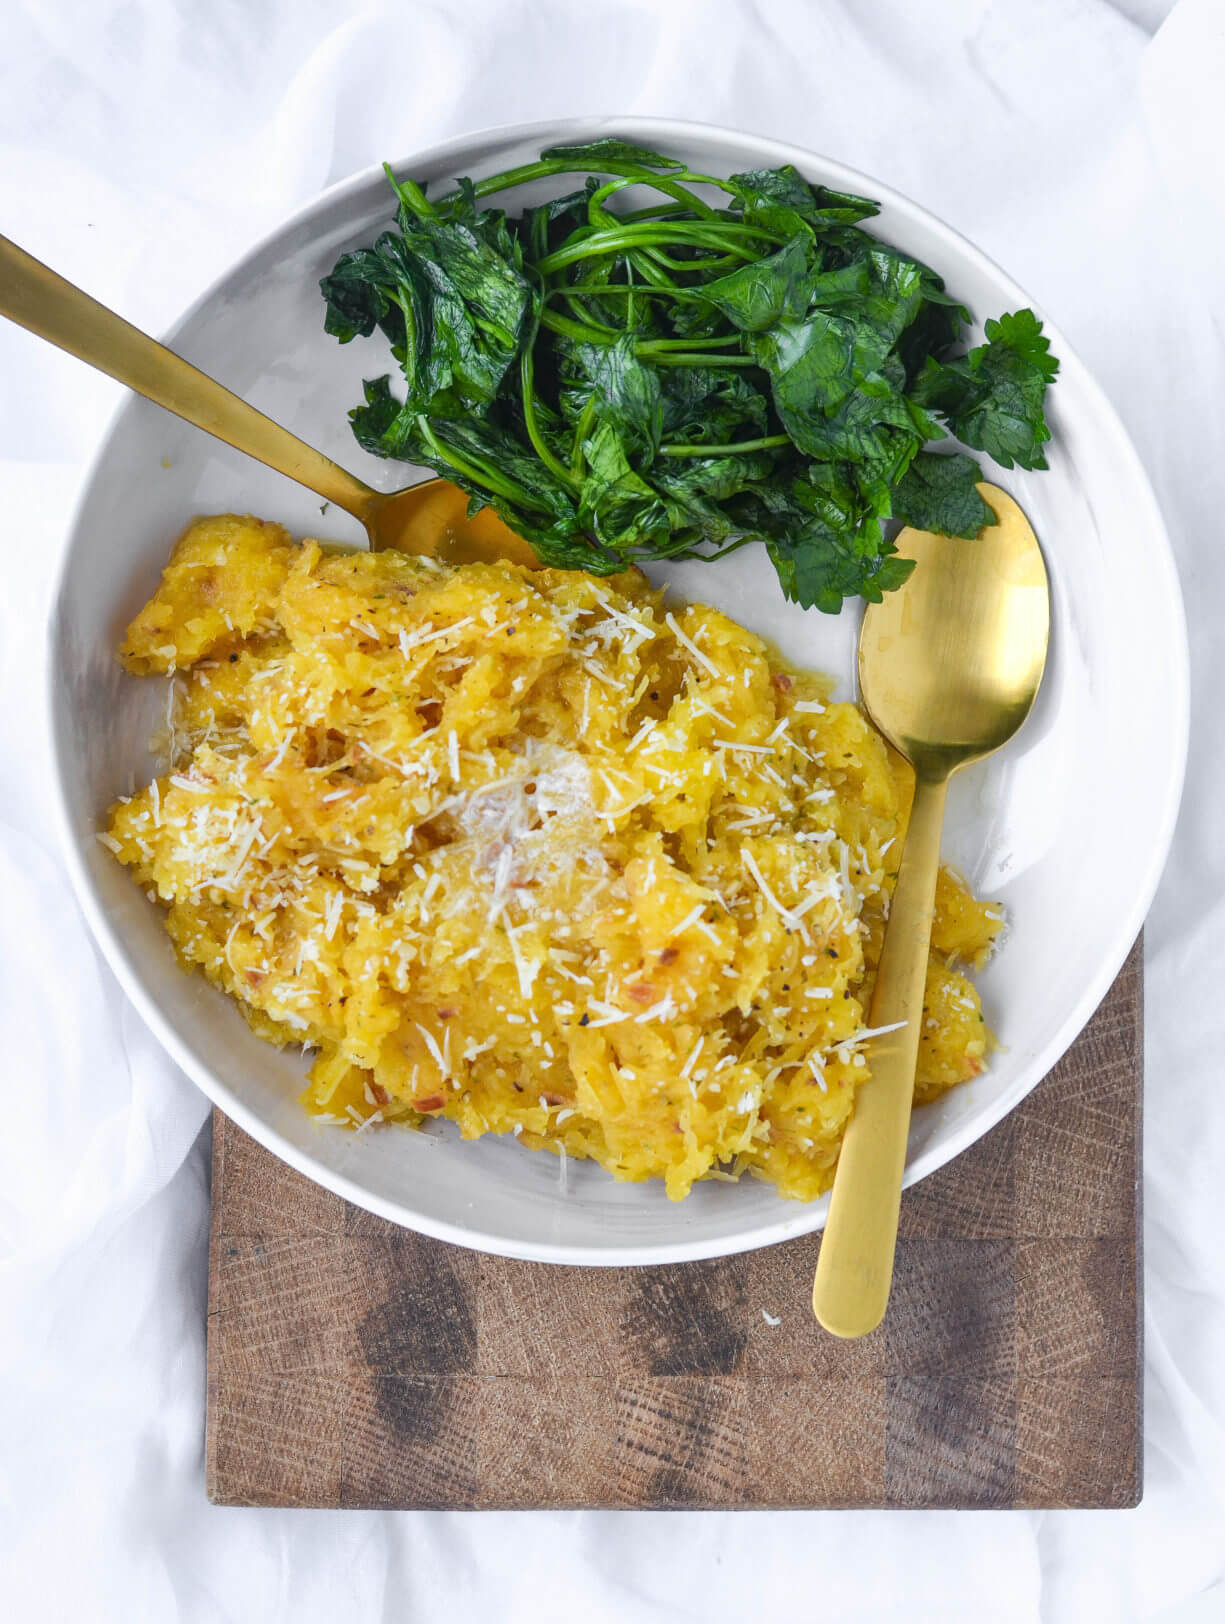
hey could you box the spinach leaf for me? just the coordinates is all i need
[729,166,879,231]
[347,372,422,460]
[912,308,1059,470]
[321,248,401,344]
[658,366,771,445]
[322,210,531,418]
[559,335,664,460]
[577,421,671,555]
[892,451,992,536]
[702,235,812,331]
[750,311,856,431]
[654,449,782,541]
[767,515,913,614]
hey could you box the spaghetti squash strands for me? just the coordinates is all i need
[104,514,1001,1201]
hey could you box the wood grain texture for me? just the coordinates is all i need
[206,941,1142,1510]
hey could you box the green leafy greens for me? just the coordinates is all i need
[321,139,1058,610]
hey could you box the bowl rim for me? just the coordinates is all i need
[45,114,1190,1265]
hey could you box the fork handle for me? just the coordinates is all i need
[0,232,377,522]
[812,773,949,1338]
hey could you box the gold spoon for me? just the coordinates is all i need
[812,484,1049,1338]
[0,233,537,567]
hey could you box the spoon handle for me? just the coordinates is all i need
[0,233,377,523]
[812,773,948,1338]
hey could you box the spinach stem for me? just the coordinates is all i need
[644,251,748,273]
[540,308,746,359]
[441,159,741,209]
[413,418,554,514]
[529,205,550,263]
[555,281,708,303]
[616,203,743,224]
[383,163,437,219]
[520,344,580,489]
[616,203,694,223]
[570,395,598,478]
[539,308,616,345]
[587,174,718,226]
[636,335,740,353]
[536,223,781,276]
[650,354,760,368]
[658,435,791,456]
[626,249,676,294]
[559,290,620,334]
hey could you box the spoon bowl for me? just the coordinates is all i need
[812,483,1050,1338]
[363,476,538,567]
[859,484,1051,778]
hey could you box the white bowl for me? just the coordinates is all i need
[47,117,1188,1265]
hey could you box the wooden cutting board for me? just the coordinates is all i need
[206,940,1141,1510]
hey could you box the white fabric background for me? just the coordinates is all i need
[2,0,1223,1617]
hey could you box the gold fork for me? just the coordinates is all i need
[0,233,536,566]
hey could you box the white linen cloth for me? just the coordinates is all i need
[2,0,1223,1616]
